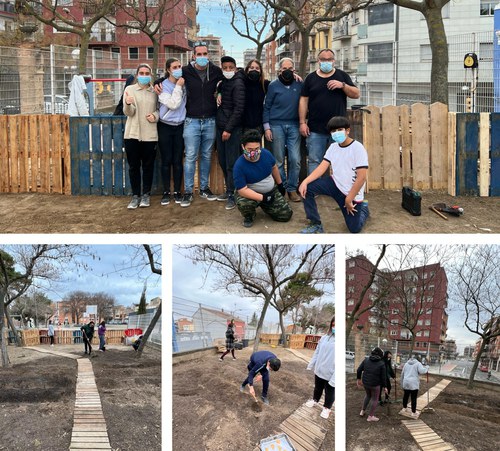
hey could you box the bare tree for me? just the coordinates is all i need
[0,245,88,367]
[226,0,290,62]
[388,0,450,104]
[450,245,500,389]
[267,0,374,77]
[10,290,53,327]
[16,0,116,73]
[185,244,334,352]
[64,290,89,324]
[112,0,185,75]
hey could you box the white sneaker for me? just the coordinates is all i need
[411,411,419,418]
[360,409,365,417]
[305,399,317,408]
[127,195,140,209]
[320,408,331,419]
[218,357,223,362]
[139,194,151,208]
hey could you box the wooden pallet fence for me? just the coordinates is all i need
[304,335,322,351]
[19,329,40,346]
[362,103,448,192]
[0,114,71,194]
[259,333,281,346]
[289,334,307,349]
[450,112,500,196]
[69,115,226,196]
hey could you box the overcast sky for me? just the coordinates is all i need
[172,245,334,326]
[6,245,161,307]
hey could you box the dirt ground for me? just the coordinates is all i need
[172,346,334,451]
[0,345,161,451]
[0,189,498,233]
[346,373,500,451]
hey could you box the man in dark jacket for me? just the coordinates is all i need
[80,321,95,355]
[179,41,223,207]
[356,347,387,422]
[215,56,246,210]
[240,350,281,405]
[379,350,396,405]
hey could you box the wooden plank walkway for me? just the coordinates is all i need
[402,420,456,451]
[399,378,451,418]
[25,345,80,360]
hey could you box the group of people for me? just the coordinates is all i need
[219,317,335,420]
[356,347,429,422]
[120,42,370,233]
[80,320,107,354]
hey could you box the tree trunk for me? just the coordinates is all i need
[253,297,272,353]
[278,311,286,348]
[346,314,358,341]
[152,39,160,77]
[1,291,10,368]
[255,45,263,63]
[424,8,449,105]
[409,333,416,356]
[137,302,161,357]
[78,32,90,74]
[467,337,488,389]
[297,29,310,79]
[5,308,20,347]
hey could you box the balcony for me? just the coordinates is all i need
[333,22,349,39]
[276,42,290,55]
[90,31,116,44]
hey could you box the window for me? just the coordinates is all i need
[429,285,435,291]
[416,331,422,337]
[348,287,355,293]
[480,42,493,61]
[367,43,392,64]
[392,309,399,314]
[93,47,103,60]
[420,44,432,62]
[147,47,154,59]
[129,47,139,60]
[348,260,355,268]
[417,320,423,326]
[368,3,394,26]
[347,299,355,306]
[423,273,428,279]
[112,47,120,60]
[424,330,430,337]
[480,0,496,16]
[348,274,355,280]
[425,320,431,326]
[53,0,73,5]
[390,330,397,336]
[52,20,69,33]
[127,22,140,34]
[426,309,432,314]
[146,0,158,5]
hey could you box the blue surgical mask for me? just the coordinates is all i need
[319,61,333,73]
[137,75,151,85]
[172,69,182,79]
[196,56,209,67]
[331,328,335,335]
[331,130,346,143]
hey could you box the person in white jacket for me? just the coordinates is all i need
[305,317,335,419]
[67,75,89,117]
[123,63,159,209]
[400,355,428,418]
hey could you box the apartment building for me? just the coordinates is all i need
[346,254,449,362]
[0,0,15,33]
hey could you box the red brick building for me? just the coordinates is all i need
[346,255,449,363]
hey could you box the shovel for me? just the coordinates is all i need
[421,372,435,414]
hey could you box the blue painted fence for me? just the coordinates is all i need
[455,113,500,196]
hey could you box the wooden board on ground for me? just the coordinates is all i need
[399,408,420,419]
[402,419,456,451]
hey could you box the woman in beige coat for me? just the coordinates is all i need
[124,63,159,209]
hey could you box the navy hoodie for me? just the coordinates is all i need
[247,350,277,385]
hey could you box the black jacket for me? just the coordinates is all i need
[182,61,223,118]
[242,77,270,129]
[216,71,246,132]
[357,355,386,388]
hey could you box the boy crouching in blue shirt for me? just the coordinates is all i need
[299,116,369,233]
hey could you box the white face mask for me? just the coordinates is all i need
[223,71,235,79]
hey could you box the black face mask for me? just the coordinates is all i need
[279,69,294,85]
[247,70,260,82]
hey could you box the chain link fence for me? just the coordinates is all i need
[128,309,161,347]
[346,332,399,374]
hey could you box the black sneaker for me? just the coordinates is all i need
[173,192,182,203]
[243,216,253,228]
[261,396,270,405]
[180,193,193,207]
[217,192,229,202]
[161,192,171,206]
[225,195,236,210]
[200,188,217,201]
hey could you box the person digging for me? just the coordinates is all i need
[80,321,95,355]
[240,350,281,405]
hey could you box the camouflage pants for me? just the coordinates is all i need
[235,188,293,222]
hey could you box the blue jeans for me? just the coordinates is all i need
[303,177,369,233]
[183,117,216,193]
[307,132,331,174]
[99,335,105,350]
[270,123,301,192]
[242,369,270,398]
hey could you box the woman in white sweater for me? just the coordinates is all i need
[401,355,428,417]
[124,63,159,209]
[306,317,335,419]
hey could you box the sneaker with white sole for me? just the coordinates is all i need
[411,412,419,418]
[359,409,365,417]
[300,222,324,234]
[305,399,318,408]
[127,195,140,209]
[367,415,379,422]
[217,192,229,202]
[139,194,150,207]
[161,192,171,205]
[200,188,217,201]
[320,408,331,419]
[180,193,193,207]
[225,195,236,210]
[239,385,246,393]
[173,192,183,203]
[261,396,270,405]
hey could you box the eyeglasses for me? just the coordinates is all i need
[193,41,207,47]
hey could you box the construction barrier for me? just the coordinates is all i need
[19,328,127,346]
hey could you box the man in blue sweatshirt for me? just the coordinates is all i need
[263,58,303,203]
[240,350,281,405]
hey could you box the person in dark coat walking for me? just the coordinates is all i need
[240,350,281,405]
[215,56,246,210]
[81,321,95,355]
[356,347,387,422]
[219,320,237,361]
[379,350,396,405]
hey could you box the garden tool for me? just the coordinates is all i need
[421,372,435,414]
[432,202,464,216]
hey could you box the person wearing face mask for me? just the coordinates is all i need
[233,129,293,228]
[123,63,159,209]
[379,351,396,405]
[157,58,187,206]
[305,317,335,420]
[299,49,360,174]
[298,116,369,233]
[215,56,246,210]
[263,58,303,203]
[242,59,270,136]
